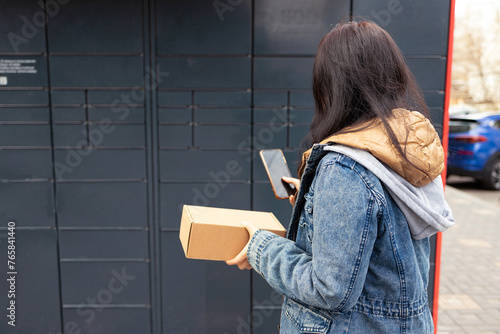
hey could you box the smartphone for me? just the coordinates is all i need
[259,149,296,199]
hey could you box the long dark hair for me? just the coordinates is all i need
[302,20,429,171]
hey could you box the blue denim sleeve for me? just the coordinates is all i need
[247,160,379,312]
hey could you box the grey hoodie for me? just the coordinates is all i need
[324,145,455,239]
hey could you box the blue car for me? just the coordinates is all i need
[447,113,500,190]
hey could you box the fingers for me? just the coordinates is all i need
[226,245,252,270]
[282,177,299,206]
[282,176,300,188]
[226,222,260,270]
[241,221,258,235]
[226,257,252,270]
[226,246,246,265]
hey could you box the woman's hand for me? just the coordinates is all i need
[226,221,259,270]
[282,176,300,206]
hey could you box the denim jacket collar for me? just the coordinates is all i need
[288,143,331,241]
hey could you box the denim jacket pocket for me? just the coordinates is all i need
[284,298,332,333]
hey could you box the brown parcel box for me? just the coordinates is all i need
[179,205,286,261]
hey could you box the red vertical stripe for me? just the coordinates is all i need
[433,0,456,331]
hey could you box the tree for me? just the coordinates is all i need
[451,4,500,108]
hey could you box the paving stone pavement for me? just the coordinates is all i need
[437,186,500,334]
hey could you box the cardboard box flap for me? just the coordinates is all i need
[179,205,194,256]
[186,205,285,232]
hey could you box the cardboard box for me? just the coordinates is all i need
[179,205,286,261]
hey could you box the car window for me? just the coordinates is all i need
[449,120,479,133]
[491,120,500,130]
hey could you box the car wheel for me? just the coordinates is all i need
[482,157,500,190]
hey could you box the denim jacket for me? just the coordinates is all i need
[247,145,439,333]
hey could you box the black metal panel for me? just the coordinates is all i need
[0,90,48,105]
[159,151,251,181]
[353,0,450,55]
[290,91,315,107]
[289,125,310,148]
[429,109,445,139]
[158,92,191,106]
[254,0,350,55]
[406,57,447,91]
[89,107,145,122]
[63,308,151,334]
[57,182,147,227]
[195,108,251,123]
[60,231,149,258]
[252,183,293,229]
[0,229,61,333]
[60,262,150,304]
[424,92,446,109]
[160,183,251,229]
[156,0,251,55]
[0,107,49,121]
[158,108,191,123]
[254,57,314,89]
[253,273,283,307]
[195,92,251,107]
[0,2,452,333]
[49,56,144,87]
[252,273,284,334]
[290,108,315,124]
[158,57,251,89]
[195,125,251,148]
[161,232,251,334]
[51,90,86,105]
[254,92,288,107]
[252,125,287,149]
[0,182,55,227]
[0,56,48,87]
[0,124,51,146]
[0,1,46,52]
[53,149,146,180]
[47,0,143,52]
[88,90,146,105]
[252,308,282,334]
[53,124,87,147]
[52,107,86,122]
[89,124,145,147]
[158,125,192,148]
[0,150,52,179]
[254,108,287,124]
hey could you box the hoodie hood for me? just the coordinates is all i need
[300,108,445,187]
[323,145,454,239]
[300,109,454,239]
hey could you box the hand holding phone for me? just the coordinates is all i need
[259,149,297,199]
[282,176,300,205]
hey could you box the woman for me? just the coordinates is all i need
[227,21,454,333]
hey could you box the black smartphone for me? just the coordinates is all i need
[259,149,296,199]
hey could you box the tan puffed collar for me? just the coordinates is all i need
[300,109,444,187]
